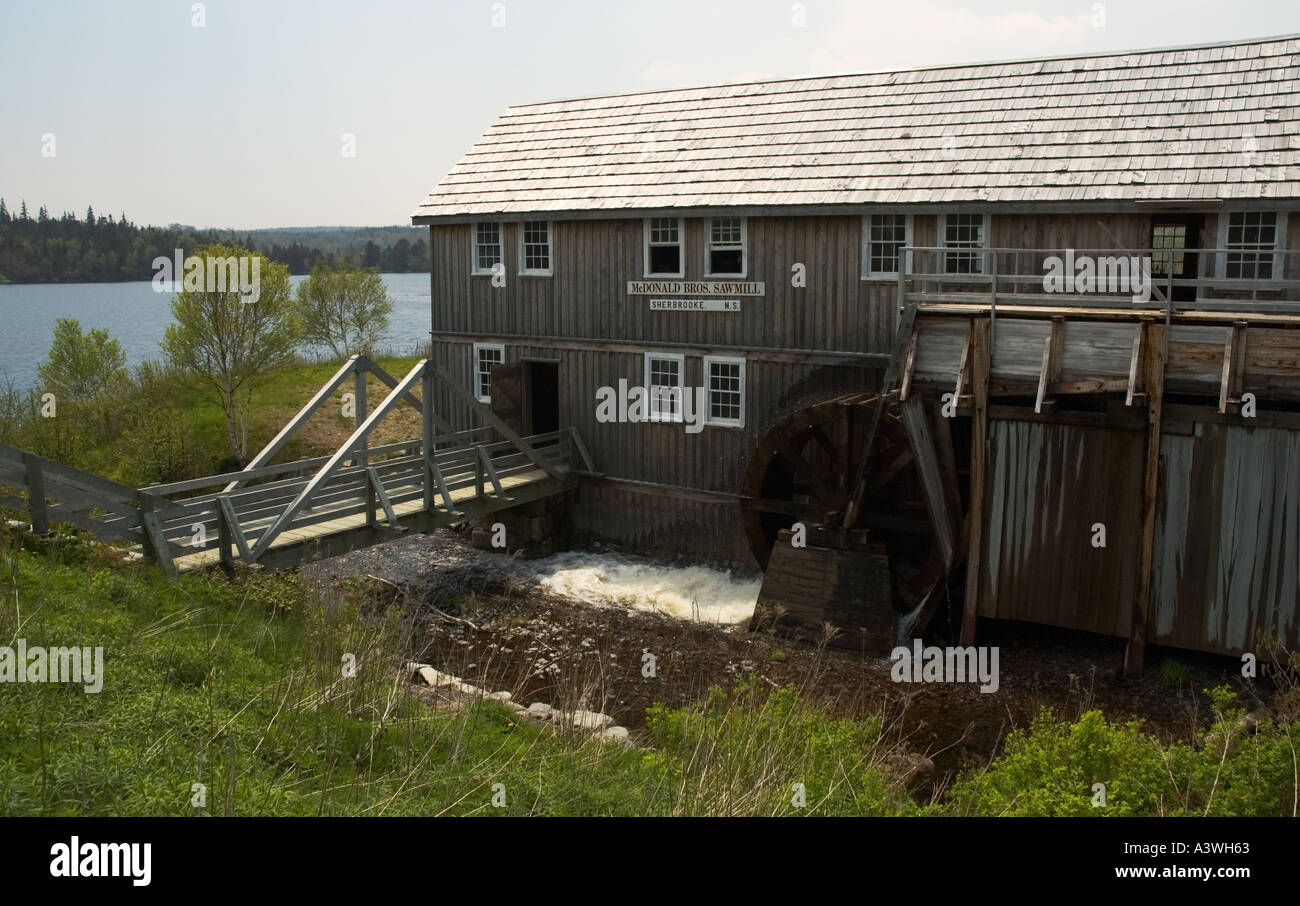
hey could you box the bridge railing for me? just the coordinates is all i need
[2,358,593,573]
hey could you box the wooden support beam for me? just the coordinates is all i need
[568,426,598,474]
[249,360,427,562]
[899,323,919,401]
[436,371,562,480]
[953,326,972,402]
[1218,323,1246,414]
[218,495,252,562]
[844,303,918,529]
[1125,322,1144,406]
[1034,333,1052,414]
[139,494,178,578]
[225,355,360,492]
[1229,321,1248,403]
[422,366,436,511]
[425,455,459,514]
[369,358,463,444]
[900,396,958,570]
[355,365,373,527]
[23,452,48,534]
[1125,322,1166,678]
[477,447,508,499]
[366,467,399,526]
[961,318,991,647]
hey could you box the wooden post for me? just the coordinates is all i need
[961,319,991,646]
[138,494,178,579]
[1125,322,1166,678]
[23,452,48,534]
[217,498,234,574]
[356,363,374,527]
[422,363,435,512]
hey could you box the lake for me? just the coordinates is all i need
[0,272,432,389]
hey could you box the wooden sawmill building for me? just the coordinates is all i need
[413,34,1300,668]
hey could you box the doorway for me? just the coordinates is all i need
[1150,214,1204,303]
[526,360,560,439]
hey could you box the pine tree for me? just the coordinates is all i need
[0,198,8,222]
[85,205,95,225]
[19,201,29,220]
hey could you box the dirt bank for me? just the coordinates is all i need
[301,530,1250,796]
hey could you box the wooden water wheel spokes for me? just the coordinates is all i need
[740,394,927,570]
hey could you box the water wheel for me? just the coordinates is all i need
[740,394,931,568]
[741,394,951,645]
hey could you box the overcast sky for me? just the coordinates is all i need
[2,0,1298,229]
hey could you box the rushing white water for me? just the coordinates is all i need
[530,552,760,624]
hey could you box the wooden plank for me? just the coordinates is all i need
[436,370,561,480]
[367,467,399,526]
[1218,324,1241,414]
[249,360,427,561]
[900,396,957,570]
[953,326,972,401]
[224,355,360,492]
[139,496,178,578]
[1125,322,1144,406]
[899,323,919,401]
[1125,322,1166,678]
[962,318,991,646]
[478,446,508,499]
[1034,333,1052,414]
[218,496,252,562]
[424,455,460,514]
[23,453,48,534]
[844,302,917,528]
[568,426,598,473]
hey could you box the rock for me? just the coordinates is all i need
[569,709,614,730]
[599,726,629,743]
[487,690,512,702]
[527,702,554,720]
[418,666,462,688]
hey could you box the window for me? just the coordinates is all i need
[472,223,502,275]
[643,353,684,422]
[706,217,746,277]
[1151,222,1188,277]
[941,213,987,274]
[519,221,552,276]
[863,214,910,279]
[1218,212,1285,280]
[472,343,505,403]
[645,218,683,277]
[703,356,745,428]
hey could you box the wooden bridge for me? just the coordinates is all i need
[0,356,594,574]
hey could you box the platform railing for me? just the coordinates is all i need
[897,246,1300,316]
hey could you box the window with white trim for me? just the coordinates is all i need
[863,214,910,279]
[472,343,505,403]
[643,352,684,422]
[472,223,502,275]
[645,218,683,277]
[519,221,552,275]
[706,217,746,277]
[703,356,745,428]
[1219,211,1283,279]
[941,213,987,274]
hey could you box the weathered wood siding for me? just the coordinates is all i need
[979,418,1143,637]
[1153,422,1300,654]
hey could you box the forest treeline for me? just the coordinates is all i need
[0,199,430,283]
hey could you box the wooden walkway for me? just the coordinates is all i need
[0,356,594,574]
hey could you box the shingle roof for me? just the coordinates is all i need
[413,35,1300,221]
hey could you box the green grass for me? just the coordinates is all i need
[0,528,912,816]
[1,525,1296,817]
[4,354,423,488]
